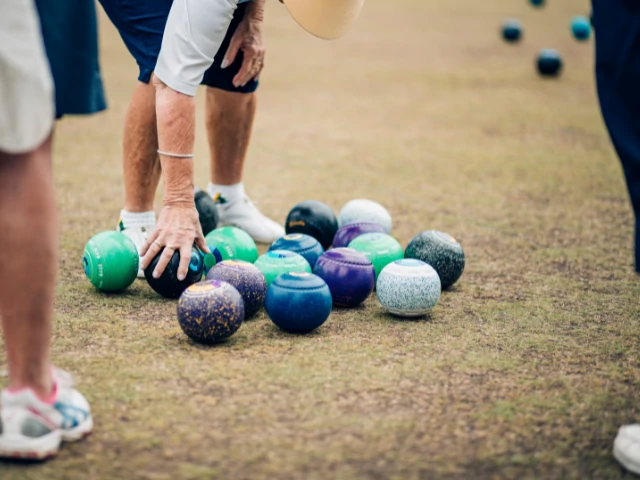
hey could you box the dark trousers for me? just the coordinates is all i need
[593,0,640,272]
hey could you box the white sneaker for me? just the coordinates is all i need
[0,370,92,460]
[215,194,284,244]
[118,222,153,278]
[614,424,640,475]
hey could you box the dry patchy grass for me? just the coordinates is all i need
[2,0,639,478]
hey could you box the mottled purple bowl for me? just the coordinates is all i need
[206,260,267,318]
[177,280,244,345]
[313,248,375,307]
[332,222,386,249]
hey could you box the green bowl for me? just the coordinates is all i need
[82,231,139,292]
[254,250,311,286]
[348,233,404,279]
[204,226,259,271]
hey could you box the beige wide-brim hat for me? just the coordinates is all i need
[282,0,366,40]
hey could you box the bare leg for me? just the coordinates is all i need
[205,88,256,185]
[123,81,162,212]
[0,135,55,400]
[204,87,283,243]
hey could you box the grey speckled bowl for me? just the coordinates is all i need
[404,230,465,289]
[376,259,441,317]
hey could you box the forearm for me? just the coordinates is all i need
[154,78,195,207]
[246,0,266,22]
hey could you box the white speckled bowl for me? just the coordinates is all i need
[376,259,441,317]
[338,199,392,234]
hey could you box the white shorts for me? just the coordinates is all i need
[155,0,239,97]
[0,0,54,154]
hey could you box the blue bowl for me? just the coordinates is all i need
[571,16,591,41]
[269,233,324,269]
[265,273,332,333]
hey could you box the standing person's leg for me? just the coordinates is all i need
[595,0,640,472]
[98,0,173,275]
[203,2,285,244]
[0,0,93,460]
[0,137,56,402]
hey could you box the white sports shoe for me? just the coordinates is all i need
[215,194,284,244]
[118,222,153,278]
[614,424,640,475]
[0,369,92,460]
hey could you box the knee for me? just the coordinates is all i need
[152,74,195,114]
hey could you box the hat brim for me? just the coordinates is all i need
[282,0,365,40]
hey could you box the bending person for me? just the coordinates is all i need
[99,0,284,280]
[140,0,366,279]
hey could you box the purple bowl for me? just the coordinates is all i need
[332,222,386,248]
[313,248,375,307]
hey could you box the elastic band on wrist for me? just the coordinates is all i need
[157,150,194,159]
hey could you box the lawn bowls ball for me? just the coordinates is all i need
[338,199,392,234]
[348,233,404,279]
[285,200,338,250]
[144,246,204,298]
[537,49,563,77]
[502,19,522,43]
[82,231,139,293]
[194,188,219,236]
[570,16,591,41]
[265,272,332,333]
[376,259,441,318]
[254,250,312,286]
[206,260,267,318]
[332,221,386,249]
[313,248,375,307]
[404,230,465,290]
[269,234,324,269]
[204,226,259,272]
[177,280,244,344]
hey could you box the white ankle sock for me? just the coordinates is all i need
[119,210,156,230]
[208,182,245,205]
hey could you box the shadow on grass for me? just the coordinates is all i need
[0,457,50,466]
[258,322,325,339]
[174,320,325,351]
[332,303,368,314]
[372,309,435,324]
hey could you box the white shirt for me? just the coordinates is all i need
[154,0,241,97]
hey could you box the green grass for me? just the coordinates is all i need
[2,0,638,478]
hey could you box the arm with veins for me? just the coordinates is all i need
[140,0,239,280]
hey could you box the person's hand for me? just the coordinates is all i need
[221,12,265,87]
[140,205,209,280]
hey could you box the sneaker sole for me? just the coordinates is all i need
[0,430,61,460]
[613,441,640,475]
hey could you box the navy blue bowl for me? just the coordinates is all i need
[269,233,324,269]
[265,273,332,333]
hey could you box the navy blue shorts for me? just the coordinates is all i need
[34,0,107,117]
[593,0,640,271]
[99,0,258,94]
